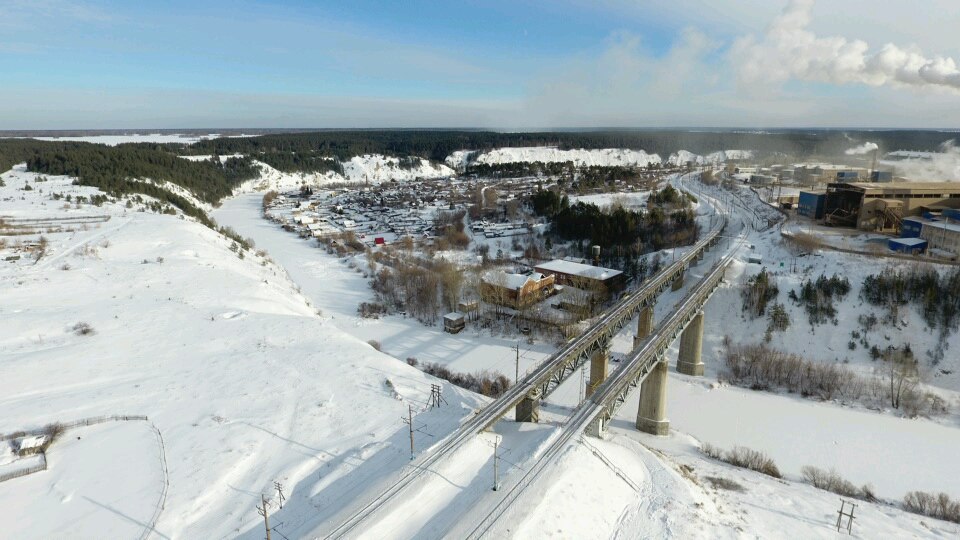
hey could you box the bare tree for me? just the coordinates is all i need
[437,259,464,312]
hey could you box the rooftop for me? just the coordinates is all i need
[482,270,548,291]
[890,237,927,246]
[535,259,623,281]
[922,220,960,234]
[838,181,960,191]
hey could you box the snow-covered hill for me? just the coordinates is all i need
[462,146,663,168]
[666,149,754,166]
[0,167,481,538]
[234,154,454,194]
[445,146,754,170]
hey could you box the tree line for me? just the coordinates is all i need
[0,139,259,206]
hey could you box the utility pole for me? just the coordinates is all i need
[492,437,501,491]
[402,404,415,460]
[257,494,272,540]
[274,481,285,509]
[515,342,520,385]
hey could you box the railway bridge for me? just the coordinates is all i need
[495,215,727,430]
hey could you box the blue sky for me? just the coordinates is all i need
[2,0,959,128]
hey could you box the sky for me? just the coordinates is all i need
[1,0,960,129]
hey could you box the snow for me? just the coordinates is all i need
[0,168,484,538]
[667,149,754,166]
[233,155,454,195]
[6,161,960,538]
[179,153,245,162]
[0,422,162,539]
[341,154,454,183]
[19,133,233,146]
[536,258,623,281]
[471,147,662,168]
[15,435,47,451]
[622,376,960,498]
[446,146,752,170]
[217,196,558,381]
[444,149,479,171]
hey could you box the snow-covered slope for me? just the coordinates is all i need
[235,155,454,194]
[666,149,754,166]
[0,167,481,539]
[342,154,453,183]
[444,149,480,171]
[447,146,753,169]
[468,147,663,168]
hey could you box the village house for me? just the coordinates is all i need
[481,270,556,309]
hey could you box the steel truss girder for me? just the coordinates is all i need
[519,219,728,412]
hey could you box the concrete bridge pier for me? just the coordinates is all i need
[677,310,705,376]
[636,359,669,436]
[671,269,685,291]
[586,347,610,397]
[516,396,540,423]
[633,304,654,349]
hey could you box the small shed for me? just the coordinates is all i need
[443,312,465,334]
[458,300,479,313]
[888,237,927,255]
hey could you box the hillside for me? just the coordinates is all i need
[0,166,483,538]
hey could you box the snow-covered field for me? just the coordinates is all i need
[0,167,484,538]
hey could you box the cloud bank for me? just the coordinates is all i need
[732,0,960,91]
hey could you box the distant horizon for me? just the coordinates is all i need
[3,127,960,136]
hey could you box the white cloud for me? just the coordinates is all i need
[731,0,960,92]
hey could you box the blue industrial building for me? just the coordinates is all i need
[836,171,860,181]
[871,171,893,182]
[901,217,925,238]
[889,237,927,254]
[943,208,960,222]
[798,191,826,219]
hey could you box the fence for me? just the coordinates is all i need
[0,415,148,484]
[0,414,148,442]
[0,454,47,483]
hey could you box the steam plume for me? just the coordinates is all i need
[845,142,878,155]
[733,0,960,91]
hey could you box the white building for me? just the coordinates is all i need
[919,220,960,255]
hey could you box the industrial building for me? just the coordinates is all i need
[919,220,960,257]
[822,181,960,231]
[888,237,927,255]
[798,190,826,219]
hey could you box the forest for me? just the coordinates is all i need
[530,186,699,275]
[0,139,259,207]
[179,129,953,162]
